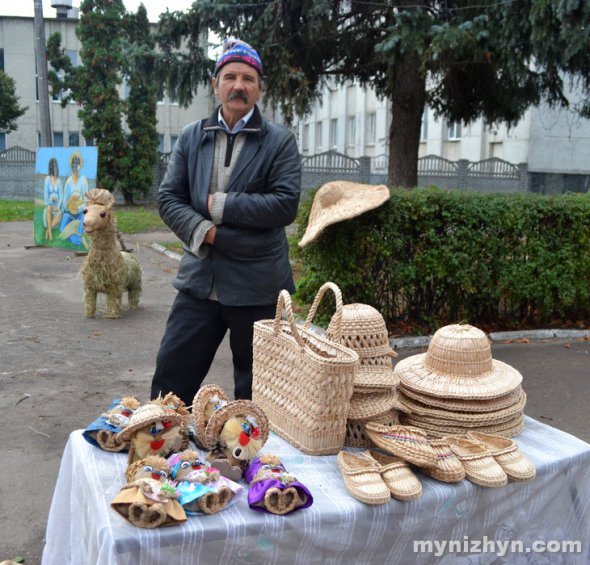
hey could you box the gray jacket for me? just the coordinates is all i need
[158,105,301,306]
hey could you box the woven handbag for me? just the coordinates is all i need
[252,282,359,455]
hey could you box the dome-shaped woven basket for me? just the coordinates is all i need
[395,324,522,400]
[326,303,399,390]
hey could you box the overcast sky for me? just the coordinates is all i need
[0,0,194,22]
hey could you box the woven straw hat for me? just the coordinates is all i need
[117,403,182,441]
[299,181,390,247]
[191,384,229,447]
[326,303,399,391]
[397,389,526,424]
[395,324,522,400]
[400,413,525,438]
[204,400,269,450]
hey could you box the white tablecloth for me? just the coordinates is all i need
[42,417,590,564]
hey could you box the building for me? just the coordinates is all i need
[296,78,590,194]
[0,10,212,154]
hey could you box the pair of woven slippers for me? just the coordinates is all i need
[337,449,422,505]
[445,432,536,487]
[364,423,536,486]
[364,423,466,483]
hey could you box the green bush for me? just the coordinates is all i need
[294,186,590,333]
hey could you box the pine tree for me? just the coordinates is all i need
[0,70,28,133]
[155,0,590,187]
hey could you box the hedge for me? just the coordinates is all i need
[294,186,590,333]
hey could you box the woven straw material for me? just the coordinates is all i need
[192,384,229,448]
[398,385,523,413]
[345,409,400,448]
[361,450,422,501]
[336,450,391,505]
[467,432,536,481]
[204,400,269,450]
[446,437,508,487]
[398,389,526,425]
[348,389,400,421]
[325,303,399,390]
[364,423,438,468]
[400,413,525,438]
[395,324,522,399]
[397,389,526,425]
[117,403,182,442]
[252,284,358,455]
[299,182,390,247]
[420,438,466,483]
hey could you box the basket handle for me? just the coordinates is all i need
[302,282,343,339]
[272,290,306,349]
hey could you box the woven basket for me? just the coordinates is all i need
[252,283,359,455]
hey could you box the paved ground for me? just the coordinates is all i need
[1,220,589,564]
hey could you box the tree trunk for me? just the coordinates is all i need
[387,52,426,188]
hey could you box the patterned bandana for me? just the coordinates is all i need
[214,39,263,77]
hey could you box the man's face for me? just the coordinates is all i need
[212,61,261,122]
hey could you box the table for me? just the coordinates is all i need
[42,417,590,564]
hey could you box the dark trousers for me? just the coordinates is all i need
[151,291,276,406]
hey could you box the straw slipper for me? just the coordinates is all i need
[360,450,422,501]
[363,423,438,468]
[466,432,536,481]
[420,438,466,483]
[446,437,507,488]
[336,450,391,505]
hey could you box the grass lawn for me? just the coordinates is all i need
[0,199,165,234]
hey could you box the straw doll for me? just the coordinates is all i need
[168,450,243,515]
[117,403,184,464]
[83,396,140,452]
[244,454,313,515]
[111,456,186,528]
[151,391,191,451]
[203,400,269,480]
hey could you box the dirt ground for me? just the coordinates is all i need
[1,220,589,564]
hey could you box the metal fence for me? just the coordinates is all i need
[3,146,584,201]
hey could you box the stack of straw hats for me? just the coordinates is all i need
[326,303,401,447]
[394,324,526,437]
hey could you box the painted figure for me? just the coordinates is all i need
[43,157,63,240]
[59,150,89,248]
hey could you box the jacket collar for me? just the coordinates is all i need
[204,104,265,135]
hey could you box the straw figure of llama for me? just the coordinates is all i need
[80,188,142,318]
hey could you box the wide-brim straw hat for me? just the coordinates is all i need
[117,403,182,441]
[299,181,390,247]
[204,400,269,450]
[397,389,526,424]
[400,412,525,438]
[395,324,522,400]
[398,385,523,413]
[191,384,229,447]
[326,303,399,391]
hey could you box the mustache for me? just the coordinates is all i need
[228,91,249,103]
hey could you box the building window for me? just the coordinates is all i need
[330,118,338,149]
[157,134,165,154]
[85,137,94,147]
[366,113,376,145]
[0,48,4,71]
[420,108,428,141]
[0,132,6,151]
[302,124,310,152]
[53,131,64,146]
[447,121,462,140]
[69,132,80,147]
[171,135,178,150]
[346,116,356,146]
[315,121,323,150]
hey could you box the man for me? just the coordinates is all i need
[151,39,301,406]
